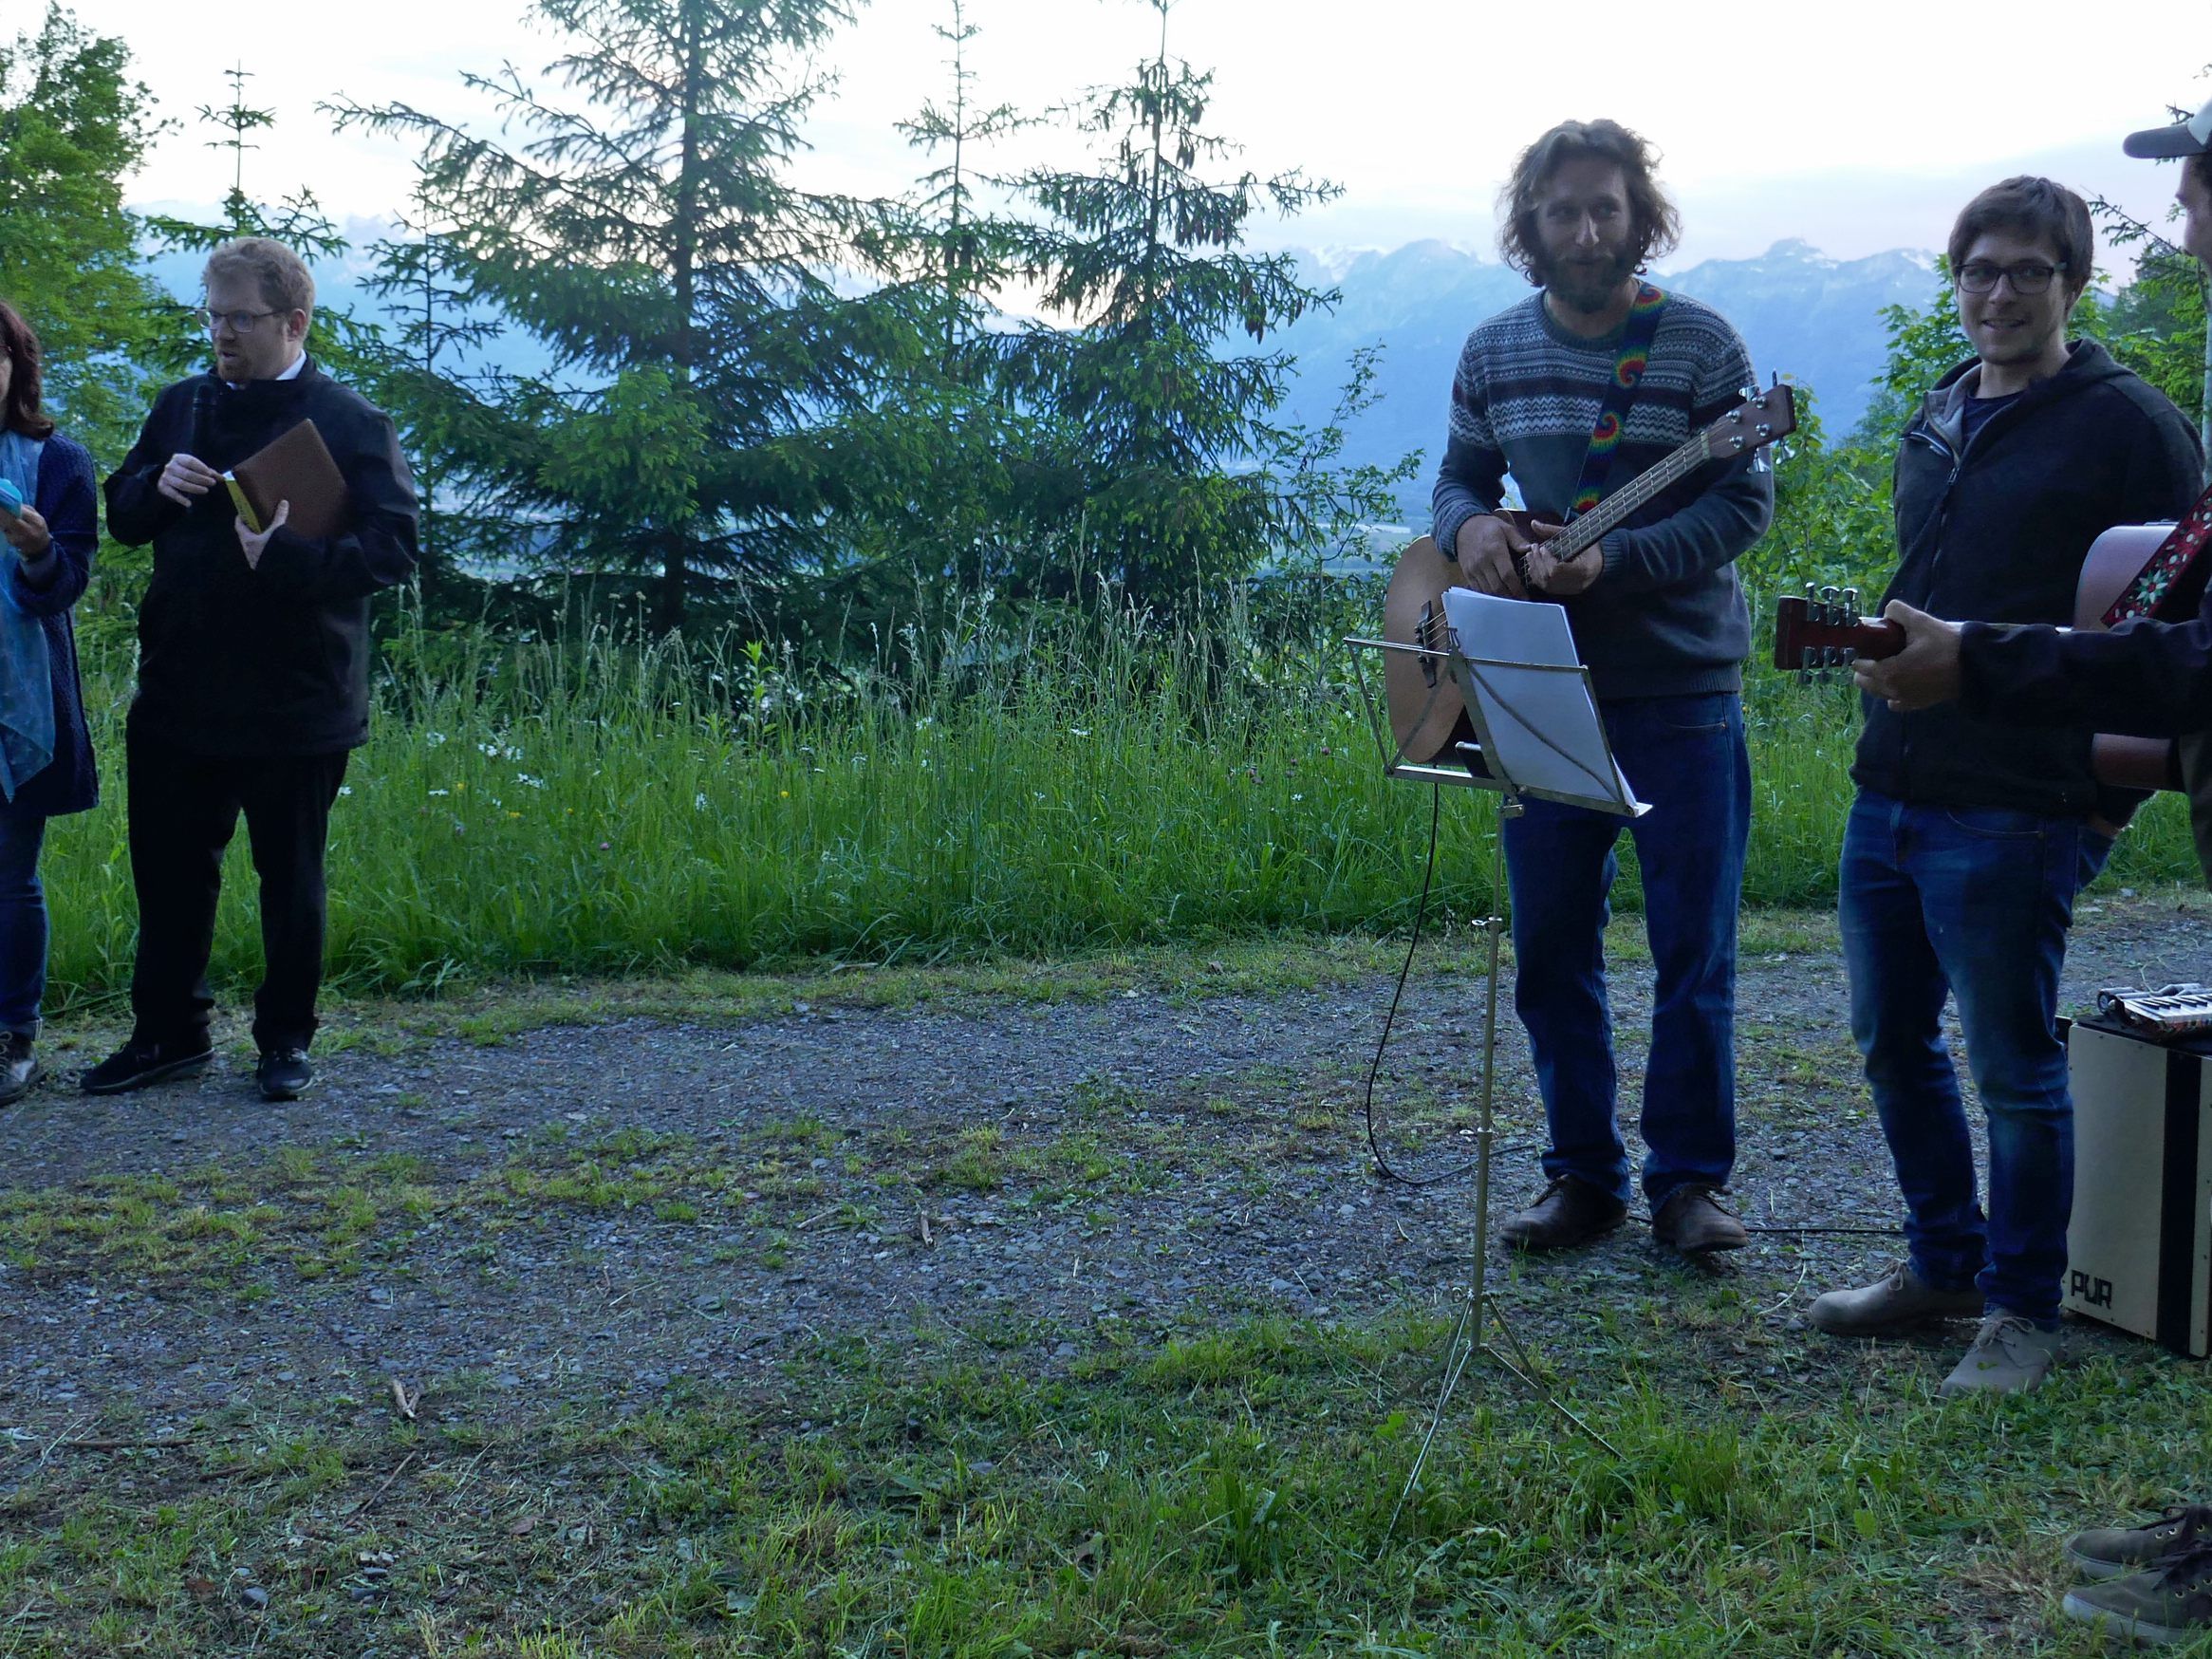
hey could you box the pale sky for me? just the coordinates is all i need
[74,0,2212,272]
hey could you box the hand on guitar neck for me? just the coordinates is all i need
[1850,601,1962,711]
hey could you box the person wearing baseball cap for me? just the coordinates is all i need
[1854,96,2212,1650]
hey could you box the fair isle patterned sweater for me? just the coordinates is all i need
[1430,289,1773,699]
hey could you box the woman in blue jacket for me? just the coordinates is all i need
[0,299,99,1104]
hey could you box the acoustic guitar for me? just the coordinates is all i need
[1382,382,1798,765]
[1771,521,2190,793]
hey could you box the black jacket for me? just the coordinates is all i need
[1851,342,2202,816]
[104,361,418,756]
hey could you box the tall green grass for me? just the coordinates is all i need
[37,597,2198,1005]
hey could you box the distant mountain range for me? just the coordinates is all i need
[1268,237,1947,520]
[144,226,1947,524]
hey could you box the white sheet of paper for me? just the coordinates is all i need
[1440,587,1647,814]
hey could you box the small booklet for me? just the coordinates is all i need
[222,419,350,539]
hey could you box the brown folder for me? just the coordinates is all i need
[222,419,351,539]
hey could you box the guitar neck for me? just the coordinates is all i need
[1552,433,1718,558]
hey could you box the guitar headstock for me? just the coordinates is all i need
[1772,583,1904,679]
[1700,382,1798,465]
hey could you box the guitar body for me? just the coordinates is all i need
[1382,535,1473,765]
[1382,386,1798,765]
[1382,514,1554,764]
[2077,523,2183,793]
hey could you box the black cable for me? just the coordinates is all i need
[1364,784,1478,1187]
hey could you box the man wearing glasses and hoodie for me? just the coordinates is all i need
[1851,100,2212,1650]
[1803,176,2200,1394]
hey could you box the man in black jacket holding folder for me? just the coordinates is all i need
[94,236,417,1101]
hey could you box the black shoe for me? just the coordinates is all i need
[1498,1175,1628,1253]
[0,1031,40,1106]
[256,1048,313,1102]
[82,1036,214,1095]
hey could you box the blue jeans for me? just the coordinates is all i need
[0,803,48,1036]
[1838,791,2111,1325]
[1503,692,1752,1209]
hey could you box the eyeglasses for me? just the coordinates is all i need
[1955,261,2066,296]
[197,308,284,335]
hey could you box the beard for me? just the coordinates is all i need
[1535,246,1639,314]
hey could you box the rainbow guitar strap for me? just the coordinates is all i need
[2104,488,2212,626]
[1567,281,1669,518]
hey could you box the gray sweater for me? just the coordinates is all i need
[1431,290,1773,700]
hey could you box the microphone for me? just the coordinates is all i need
[189,379,219,463]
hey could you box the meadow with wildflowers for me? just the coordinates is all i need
[34,598,2201,1010]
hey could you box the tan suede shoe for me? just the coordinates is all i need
[1650,1185,1748,1255]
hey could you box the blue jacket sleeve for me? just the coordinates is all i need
[11,434,95,618]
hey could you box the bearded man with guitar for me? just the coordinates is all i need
[1430,119,1774,1258]
[1800,177,2201,1396]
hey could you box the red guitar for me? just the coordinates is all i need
[1773,520,2203,792]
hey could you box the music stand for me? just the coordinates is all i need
[1346,587,1637,1526]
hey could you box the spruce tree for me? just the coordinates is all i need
[1000,0,1344,617]
[332,0,902,632]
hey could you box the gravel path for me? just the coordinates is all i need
[5,893,2207,1441]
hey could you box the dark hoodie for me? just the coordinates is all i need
[1850,340,2201,817]
[104,362,418,756]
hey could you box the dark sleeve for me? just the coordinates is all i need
[250,403,419,603]
[1431,335,1506,556]
[102,387,187,548]
[1958,404,2208,734]
[10,435,96,617]
[1959,606,2212,736]
[1597,326,1775,594]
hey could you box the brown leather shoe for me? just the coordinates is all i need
[1651,1185,1750,1255]
[1498,1175,1627,1253]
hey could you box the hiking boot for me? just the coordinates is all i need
[82,1036,214,1095]
[1497,1175,1626,1253]
[1940,1311,2058,1395]
[2060,1538,2212,1647]
[1651,1185,1749,1255]
[255,1048,313,1102]
[0,1031,40,1106]
[1807,1262,1984,1335]
[2066,1506,2212,1583]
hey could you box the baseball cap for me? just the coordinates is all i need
[2125,96,2212,158]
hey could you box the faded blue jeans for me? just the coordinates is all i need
[1503,691,1752,1211]
[1839,791,2112,1325]
[0,802,47,1037]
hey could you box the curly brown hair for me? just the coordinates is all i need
[1498,119,1682,287]
[0,300,54,440]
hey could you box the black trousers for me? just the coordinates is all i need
[125,732,349,1053]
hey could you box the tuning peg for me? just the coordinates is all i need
[1843,587,1859,616]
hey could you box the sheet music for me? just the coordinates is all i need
[1440,588,1647,816]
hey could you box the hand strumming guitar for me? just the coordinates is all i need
[1452,513,1532,599]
